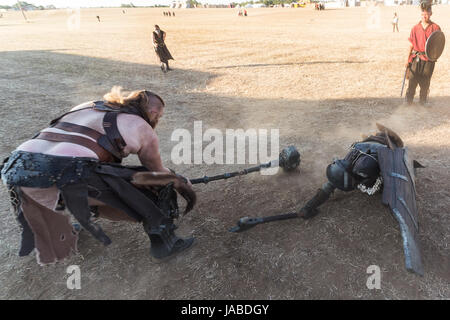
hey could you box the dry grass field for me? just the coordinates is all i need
[0,5,449,300]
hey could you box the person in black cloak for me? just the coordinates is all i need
[152,25,174,73]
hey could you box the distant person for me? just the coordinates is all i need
[244,9,247,16]
[168,11,171,17]
[392,12,399,32]
[152,25,174,73]
[96,15,100,22]
[122,10,126,14]
[405,2,441,106]
[173,11,175,17]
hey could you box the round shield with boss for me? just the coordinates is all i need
[426,30,445,62]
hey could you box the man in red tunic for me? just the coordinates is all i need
[405,2,441,106]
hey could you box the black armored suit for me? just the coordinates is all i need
[300,124,424,275]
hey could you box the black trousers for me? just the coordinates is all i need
[406,58,435,105]
[1,151,167,251]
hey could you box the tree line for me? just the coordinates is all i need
[0,1,56,10]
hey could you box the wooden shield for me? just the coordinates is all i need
[426,30,446,62]
[377,146,424,276]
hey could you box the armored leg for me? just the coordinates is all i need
[299,182,335,219]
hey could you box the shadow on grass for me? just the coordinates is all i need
[209,60,371,69]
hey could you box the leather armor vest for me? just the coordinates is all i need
[33,101,150,163]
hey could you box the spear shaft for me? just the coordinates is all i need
[190,161,273,185]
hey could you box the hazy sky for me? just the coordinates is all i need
[0,0,232,8]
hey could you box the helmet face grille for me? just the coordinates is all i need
[352,156,380,185]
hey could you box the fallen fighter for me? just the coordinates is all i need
[300,124,424,275]
[1,87,196,265]
[230,124,425,275]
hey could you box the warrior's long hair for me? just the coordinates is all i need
[103,86,165,111]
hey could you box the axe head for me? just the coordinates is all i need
[279,146,301,172]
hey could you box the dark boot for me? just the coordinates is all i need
[144,219,194,259]
[150,235,195,259]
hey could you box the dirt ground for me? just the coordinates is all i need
[0,5,449,300]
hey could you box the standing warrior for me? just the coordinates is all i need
[405,1,443,106]
[1,87,196,265]
[152,25,174,73]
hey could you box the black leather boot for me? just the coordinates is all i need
[144,219,194,259]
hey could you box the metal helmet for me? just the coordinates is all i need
[326,159,355,192]
[352,154,380,188]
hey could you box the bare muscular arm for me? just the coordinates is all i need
[116,114,170,173]
[135,121,192,186]
[137,125,170,173]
